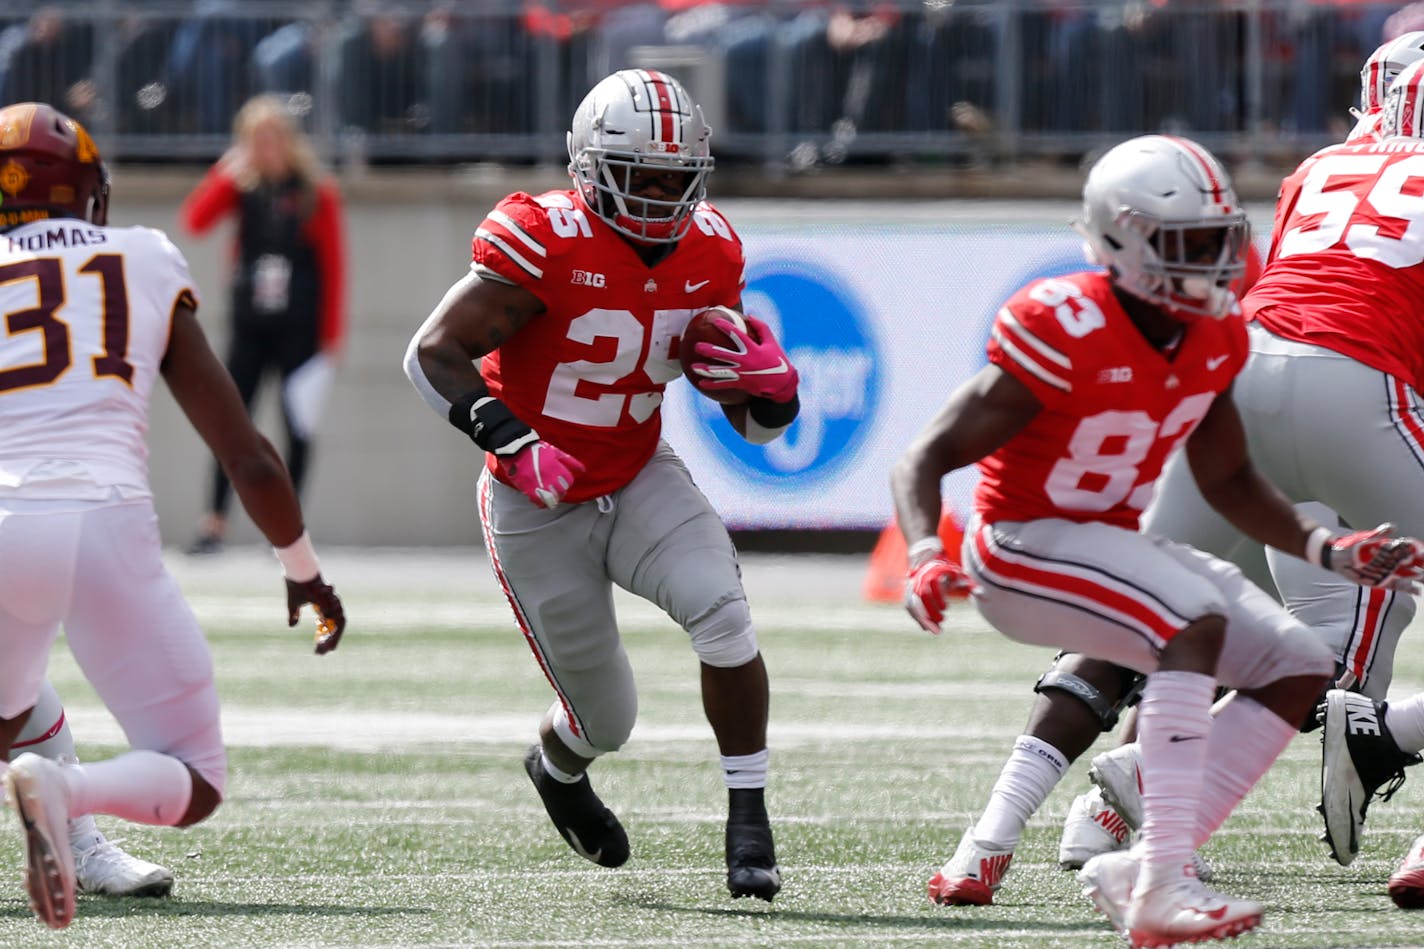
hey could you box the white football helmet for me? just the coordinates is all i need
[1381,58,1424,139]
[1073,135,1249,320]
[567,68,713,244]
[1360,32,1424,116]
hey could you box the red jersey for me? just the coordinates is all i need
[976,271,1248,529]
[1246,137,1424,390]
[472,189,745,501]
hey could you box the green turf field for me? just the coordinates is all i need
[4,548,1423,948]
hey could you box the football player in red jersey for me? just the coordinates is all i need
[915,40,1424,916]
[403,69,798,901]
[1347,32,1424,144]
[0,102,346,930]
[892,134,1424,946]
[1197,57,1424,883]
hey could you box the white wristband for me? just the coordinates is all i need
[274,530,322,582]
[907,537,946,570]
[1305,526,1334,569]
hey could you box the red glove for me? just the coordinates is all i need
[497,440,586,509]
[1320,523,1424,593]
[904,551,971,635]
[691,314,799,403]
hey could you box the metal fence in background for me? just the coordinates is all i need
[0,0,1412,171]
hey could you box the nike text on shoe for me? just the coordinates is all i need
[1077,850,1139,932]
[1090,743,1145,832]
[1060,786,1132,870]
[726,787,781,901]
[1125,873,1263,948]
[927,828,1013,907]
[522,745,629,868]
[1320,689,1421,866]
[5,753,76,929]
[1389,833,1424,909]
[73,835,175,898]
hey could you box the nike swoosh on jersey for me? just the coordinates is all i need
[1206,354,1229,370]
[684,279,710,293]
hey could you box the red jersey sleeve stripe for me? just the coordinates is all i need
[998,308,1071,369]
[992,317,1071,392]
[487,210,547,259]
[475,228,544,280]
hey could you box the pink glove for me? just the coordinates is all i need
[497,440,586,509]
[904,556,971,635]
[691,314,799,403]
[1321,523,1424,593]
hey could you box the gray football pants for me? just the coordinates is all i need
[1146,323,1423,698]
[477,442,757,758]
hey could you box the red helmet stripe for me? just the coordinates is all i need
[643,70,676,145]
[1167,135,1228,208]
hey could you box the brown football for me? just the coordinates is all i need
[679,306,750,405]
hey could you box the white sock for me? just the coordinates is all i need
[12,681,75,761]
[970,735,1068,848]
[61,751,193,827]
[1192,694,1296,845]
[1385,694,1424,754]
[721,749,769,790]
[540,751,581,784]
[1135,670,1215,891]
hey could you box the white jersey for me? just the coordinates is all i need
[0,221,198,500]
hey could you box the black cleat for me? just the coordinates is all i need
[1320,690,1422,866]
[726,787,781,901]
[522,745,628,868]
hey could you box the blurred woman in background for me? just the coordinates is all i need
[181,94,346,554]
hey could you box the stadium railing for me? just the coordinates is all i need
[0,0,1399,169]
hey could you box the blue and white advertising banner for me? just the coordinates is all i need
[661,200,1271,530]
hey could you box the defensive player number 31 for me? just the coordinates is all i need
[543,306,700,427]
[0,254,134,393]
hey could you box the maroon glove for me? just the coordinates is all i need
[286,576,346,655]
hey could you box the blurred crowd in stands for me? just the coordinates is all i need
[4,1,1424,167]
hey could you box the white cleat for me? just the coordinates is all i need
[1078,849,1138,932]
[926,827,1014,906]
[1060,786,1131,870]
[1125,872,1263,949]
[1089,742,1144,832]
[5,753,76,929]
[73,834,174,898]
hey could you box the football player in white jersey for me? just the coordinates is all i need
[0,102,346,930]
[11,682,175,897]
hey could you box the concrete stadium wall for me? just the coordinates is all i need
[109,165,1270,548]
[115,166,578,548]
